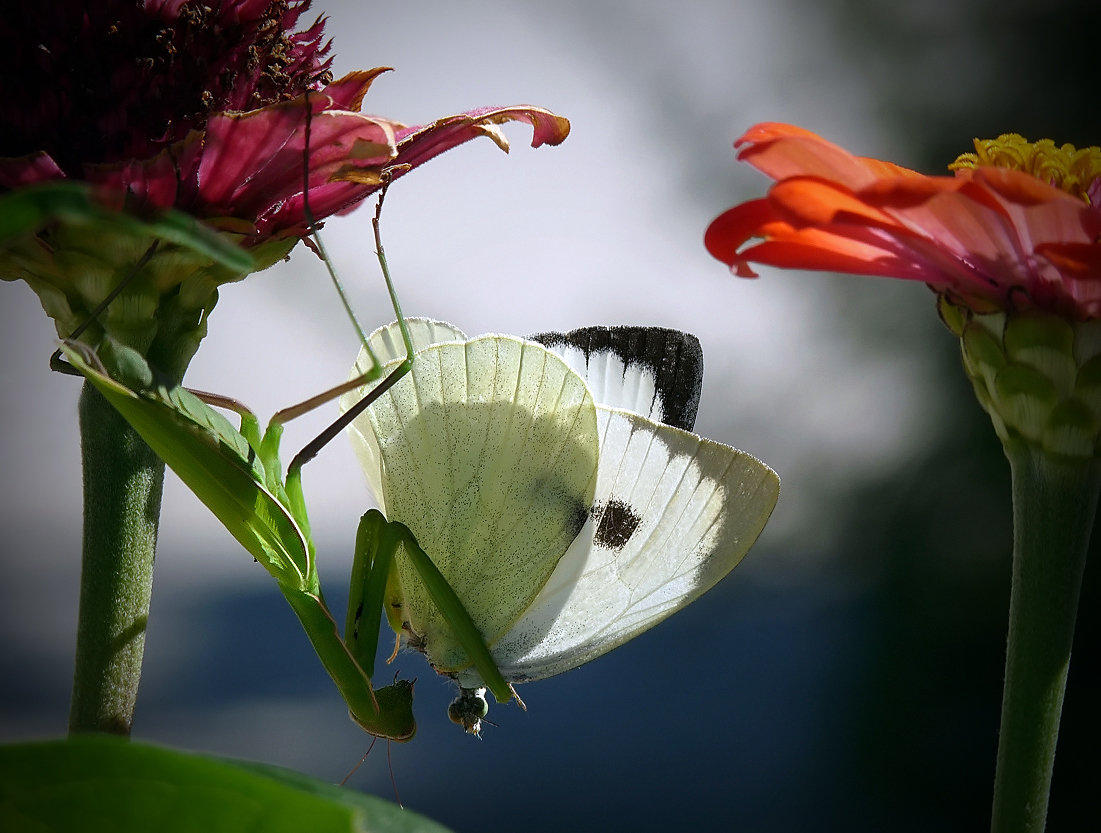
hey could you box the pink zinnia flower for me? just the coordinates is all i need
[1,1,569,368]
[1,0,569,249]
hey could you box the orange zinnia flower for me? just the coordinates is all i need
[705,123,1101,319]
[706,124,1101,830]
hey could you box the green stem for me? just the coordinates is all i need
[68,381,165,736]
[991,439,1101,832]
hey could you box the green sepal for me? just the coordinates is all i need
[61,341,310,589]
[0,735,446,832]
[948,300,1101,457]
[995,363,1059,441]
[0,181,253,274]
[1042,399,1098,457]
[1072,354,1101,420]
[962,320,1006,398]
[937,293,969,337]
[1004,312,1076,397]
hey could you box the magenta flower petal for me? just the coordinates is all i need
[85,150,180,211]
[197,101,394,222]
[269,104,572,235]
[390,105,572,170]
[261,182,373,238]
[321,67,392,111]
[0,151,65,189]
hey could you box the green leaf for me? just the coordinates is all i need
[0,736,452,833]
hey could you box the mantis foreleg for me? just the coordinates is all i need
[346,510,514,707]
[280,584,416,740]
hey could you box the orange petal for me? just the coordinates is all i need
[739,228,930,280]
[768,177,909,233]
[706,199,932,280]
[857,174,964,209]
[704,198,778,270]
[971,166,1079,207]
[735,123,921,190]
[736,122,827,146]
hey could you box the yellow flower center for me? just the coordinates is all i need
[950,134,1101,203]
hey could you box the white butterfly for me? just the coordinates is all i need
[340,320,779,732]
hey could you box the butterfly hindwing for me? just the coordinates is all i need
[472,405,779,684]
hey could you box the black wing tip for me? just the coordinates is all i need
[531,324,698,350]
[529,326,704,432]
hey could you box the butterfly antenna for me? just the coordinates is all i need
[387,740,403,808]
[50,239,161,375]
[339,735,378,787]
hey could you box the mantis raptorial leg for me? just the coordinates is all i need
[346,510,514,707]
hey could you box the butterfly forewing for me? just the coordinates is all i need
[473,405,779,684]
[530,326,704,431]
[342,319,469,509]
[346,335,600,673]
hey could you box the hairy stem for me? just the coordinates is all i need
[68,381,165,735]
[991,439,1101,832]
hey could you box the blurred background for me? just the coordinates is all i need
[1,0,1098,830]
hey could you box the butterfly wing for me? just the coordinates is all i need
[361,318,469,369]
[530,326,703,431]
[345,334,600,674]
[340,318,469,508]
[475,405,779,683]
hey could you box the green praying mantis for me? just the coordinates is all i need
[49,174,521,742]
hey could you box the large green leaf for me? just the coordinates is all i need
[0,736,451,833]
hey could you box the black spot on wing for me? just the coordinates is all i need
[593,498,642,551]
[529,326,703,431]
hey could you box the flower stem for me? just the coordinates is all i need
[991,439,1101,832]
[68,381,165,736]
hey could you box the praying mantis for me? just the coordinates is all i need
[54,173,522,741]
